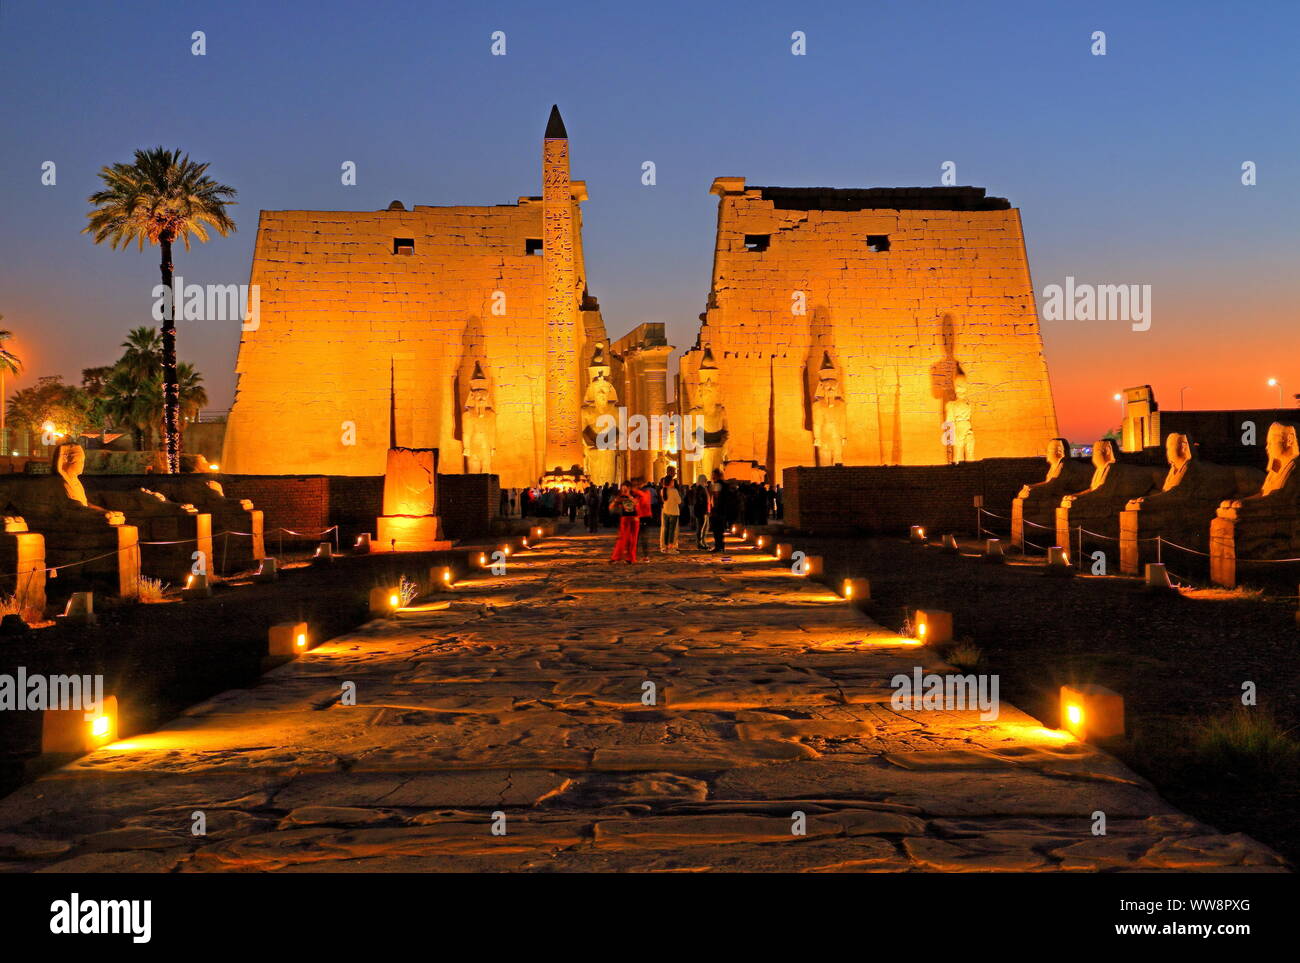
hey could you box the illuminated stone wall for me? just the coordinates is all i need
[680,179,1059,478]
[223,110,633,489]
[223,196,602,487]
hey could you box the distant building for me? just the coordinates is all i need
[1119,385,1298,465]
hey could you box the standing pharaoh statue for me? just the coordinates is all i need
[811,351,847,466]
[688,348,728,481]
[462,362,497,475]
[581,343,621,486]
[944,373,975,463]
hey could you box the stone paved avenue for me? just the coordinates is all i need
[0,533,1285,873]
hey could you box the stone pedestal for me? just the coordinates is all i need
[0,521,46,619]
[1117,454,1263,576]
[374,448,451,552]
[1055,466,1163,559]
[1011,462,1091,548]
[96,490,212,584]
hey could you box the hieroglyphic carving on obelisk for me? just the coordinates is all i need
[542,105,582,471]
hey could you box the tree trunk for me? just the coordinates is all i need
[160,234,181,473]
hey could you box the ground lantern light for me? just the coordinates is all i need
[909,525,926,543]
[913,609,952,645]
[1060,684,1125,742]
[42,695,118,755]
[254,557,279,582]
[841,577,870,602]
[369,586,401,617]
[1045,546,1072,577]
[269,620,310,656]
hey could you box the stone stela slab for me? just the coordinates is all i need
[375,448,451,553]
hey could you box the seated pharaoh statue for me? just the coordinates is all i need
[1210,422,1300,587]
[1055,438,1163,552]
[1117,432,1264,575]
[1011,438,1092,548]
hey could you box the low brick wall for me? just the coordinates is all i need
[220,475,335,542]
[437,473,499,539]
[784,458,1046,536]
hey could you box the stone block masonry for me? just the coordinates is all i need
[680,181,1059,478]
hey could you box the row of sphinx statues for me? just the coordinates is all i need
[0,444,265,603]
[1013,424,1299,585]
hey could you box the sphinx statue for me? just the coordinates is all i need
[91,484,214,586]
[688,347,728,482]
[178,478,265,571]
[1117,433,1264,575]
[1055,438,1164,553]
[1011,438,1092,548]
[811,351,847,467]
[0,445,140,596]
[462,361,497,475]
[1210,422,1300,587]
[581,343,621,486]
[944,373,975,464]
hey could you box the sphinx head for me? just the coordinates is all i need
[52,444,89,507]
[1092,439,1117,470]
[1047,438,1069,465]
[54,443,85,479]
[1266,422,1299,472]
[1166,432,1193,469]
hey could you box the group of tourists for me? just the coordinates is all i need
[498,475,783,564]
[600,471,782,564]
[499,486,586,520]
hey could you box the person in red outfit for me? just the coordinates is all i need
[632,478,654,561]
[609,483,640,564]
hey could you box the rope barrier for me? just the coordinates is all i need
[0,523,341,583]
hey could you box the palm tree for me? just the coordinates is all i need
[118,326,162,382]
[0,321,21,454]
[101,364,158,451]
[177,362,209,426]
[84,149,236,472]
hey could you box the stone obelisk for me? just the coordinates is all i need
[542,105,582,473]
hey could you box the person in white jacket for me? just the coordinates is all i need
[660,475,682,553]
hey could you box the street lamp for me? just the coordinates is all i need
[1180,386,1190,411]
[1268,378,1282,407]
